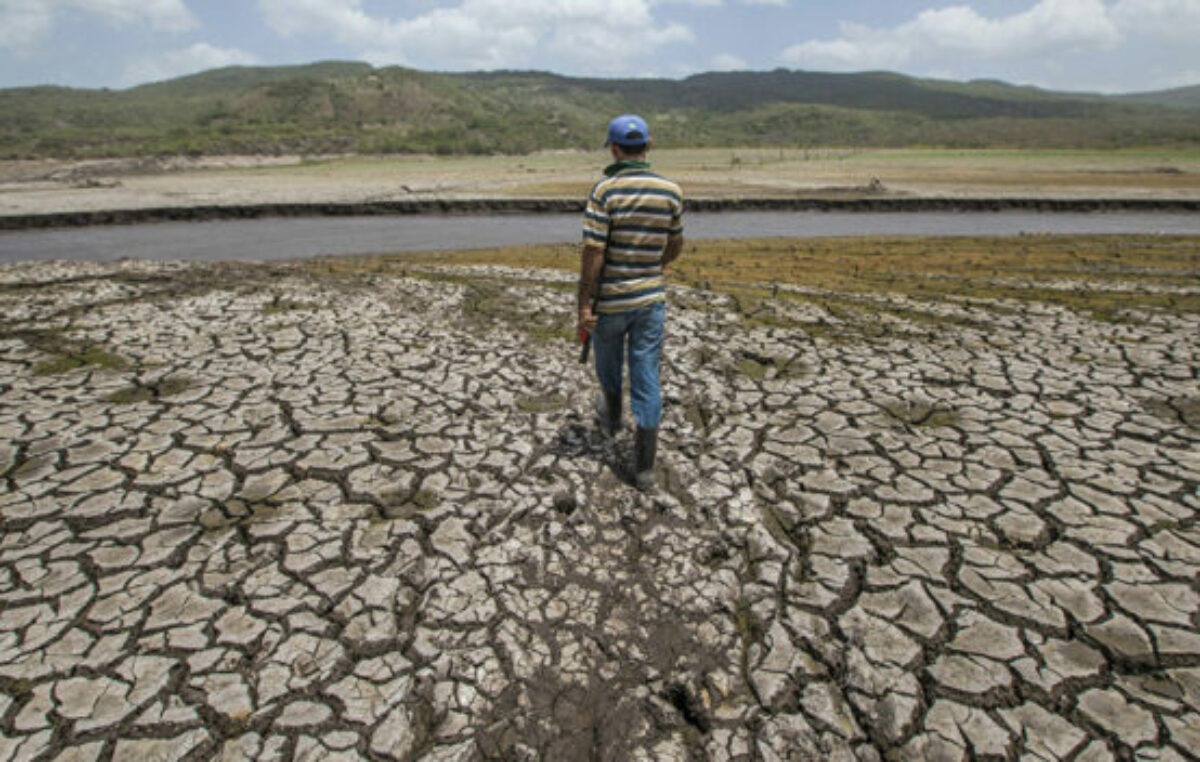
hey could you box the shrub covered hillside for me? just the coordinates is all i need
[3,61,1200,158]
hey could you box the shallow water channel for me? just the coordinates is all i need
[2,210,1199,264]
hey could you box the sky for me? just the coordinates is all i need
[1,0,1199,94]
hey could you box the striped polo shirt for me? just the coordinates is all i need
[582,160,684,314]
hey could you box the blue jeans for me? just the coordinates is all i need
[593,302,665,430]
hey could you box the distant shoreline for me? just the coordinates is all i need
[4,196,1199,231]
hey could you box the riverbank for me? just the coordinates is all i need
[4,196,1200,232]
[3,148,1199,229]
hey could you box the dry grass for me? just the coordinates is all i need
[311,234,1200,319]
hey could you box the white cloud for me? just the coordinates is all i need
[0,0,195,51]
[72,0,195,30]
[258,0,694,74]
[0,2,55,52]
[781,0,1120,71]
[652,0,788,4]
[1112,0,1200,43]
[710,53,747,70]
[123,42,258,86]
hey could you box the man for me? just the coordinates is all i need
[577,114,684,491]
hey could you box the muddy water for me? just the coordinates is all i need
[2,210,1199,264]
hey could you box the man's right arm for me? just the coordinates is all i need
[577,243,606,335]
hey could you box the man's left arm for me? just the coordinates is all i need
[662,235,683,268]
[662,192,684,268]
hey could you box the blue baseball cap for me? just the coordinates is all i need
[605,114,650,148]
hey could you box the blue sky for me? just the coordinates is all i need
[1,0,1198,94]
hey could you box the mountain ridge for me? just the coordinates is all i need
[2,61,1198,158]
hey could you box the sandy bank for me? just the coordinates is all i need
[3,149,1200,228]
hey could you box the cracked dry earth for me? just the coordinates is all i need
[0,256,1198,762]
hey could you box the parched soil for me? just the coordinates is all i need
[0,236,1198,760]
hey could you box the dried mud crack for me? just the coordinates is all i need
[0,256,1198,761]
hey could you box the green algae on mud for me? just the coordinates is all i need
[9,329,131,376]
[517,394,568,414]
[736,351,809,382]
[262,296,324,315]
[879,400,962,429]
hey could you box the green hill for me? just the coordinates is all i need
[1120,84,1200,110]
[2,62,1199,158]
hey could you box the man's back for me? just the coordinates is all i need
[583,163,684,314]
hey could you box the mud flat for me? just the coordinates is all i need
[1,238,1199,760]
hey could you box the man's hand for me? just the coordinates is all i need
[577,243,605,336]
[577,305,597,337]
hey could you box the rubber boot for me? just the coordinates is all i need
[595,391,623,438]
[634,427,658,491]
